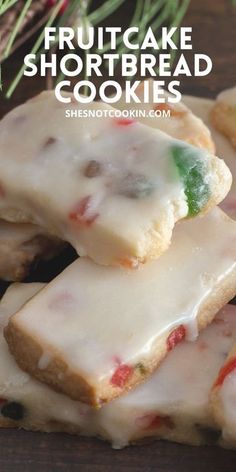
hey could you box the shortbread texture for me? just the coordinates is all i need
[0,91,231,266]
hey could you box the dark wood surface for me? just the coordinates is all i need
[0,0,236,470]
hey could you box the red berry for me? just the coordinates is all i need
[46,0,69,15]
[167,325,186,352]
[214,357,236,387]
[111,364,133,388]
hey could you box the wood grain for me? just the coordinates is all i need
[0,0,236,470]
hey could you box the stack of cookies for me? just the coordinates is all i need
[0,81,236,450]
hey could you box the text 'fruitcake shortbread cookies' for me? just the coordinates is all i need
[211,87,236,149]
[0,92,232,267]
[91,304,236,448]
[115,79,215,153]
[1,285,236,449]
[5,208,236,406]
[211,343,236,448]
[0,220,64,281]
[183,95,236,220]
[0,283,90,433]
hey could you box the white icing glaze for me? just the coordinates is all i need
[116,84,235,220]
[94,304,236,447]
[0,92,230,266]
[8,208,236,392]
[183,95,236,220]
[1,284,236,447]
[0,284,90,427]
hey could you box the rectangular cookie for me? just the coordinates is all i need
[211,343,236,448]
[0,91,231,266]
[5,208,236,406]
[183,95,236,220]
[0,220,64,281]
[1,284,236,449]
[0,283,88,434]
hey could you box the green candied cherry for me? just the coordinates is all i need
[171,144,211,216]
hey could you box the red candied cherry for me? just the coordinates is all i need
[167,325,186,352]
[214,357,236,387]
[46,0,69,15]
[111,364,133,388]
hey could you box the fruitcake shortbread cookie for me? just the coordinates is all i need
[5,208,236,406]
[1,284,236,449]
[211,87,236,149]
[211,343,236,448]
[0,283,90,433]
[0,92,231,266]
[0,220,64,281]
[183,95,236,220]
[116,79,215,153]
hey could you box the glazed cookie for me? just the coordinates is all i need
[116,79,215,153]
[211,87,236,149]
[0,220,64,281]
[183,95,236,220]
[1,285,236,449]
[0,283,90,434]
[0,92,232,267]
[211,343,236,448]
[5,208,236,406]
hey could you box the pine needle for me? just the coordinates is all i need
[6,0,65,97]
[0,0,18,15]
[4,0,32,58]
[88,0,126,26]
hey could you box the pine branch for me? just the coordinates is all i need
[6,0,65,97]
[3,0,232,97]
[0,0,48,60]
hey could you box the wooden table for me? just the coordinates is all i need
[0,0,236,470]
